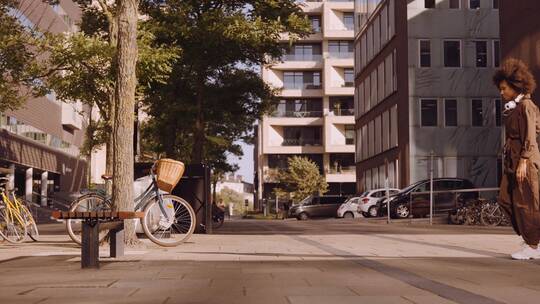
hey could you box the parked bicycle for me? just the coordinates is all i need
[0,177,39,243]
[449,198,509,227]
[66,159,196,247]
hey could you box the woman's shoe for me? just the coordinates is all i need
[511,245,540,260]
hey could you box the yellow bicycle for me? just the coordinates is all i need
[0,177,39,243]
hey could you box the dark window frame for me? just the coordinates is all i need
[420,99,438,127]
[444,99,458,127]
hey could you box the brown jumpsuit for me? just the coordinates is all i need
[499,96,540,246]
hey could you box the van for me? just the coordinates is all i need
[288,195,348,220]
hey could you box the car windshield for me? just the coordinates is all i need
[359,191,369,197]
[298,195,313,205]
[400,181,425,193]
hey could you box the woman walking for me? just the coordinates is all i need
[495,58,540,260]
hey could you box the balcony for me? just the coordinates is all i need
[272,110,323,118]
[331,108,354,116]
[61,102,82,130]
[328,52,354,59]
[282,138,322,146]
[281,54,323,62]
[327,165,356,174]
[283,83,322,90]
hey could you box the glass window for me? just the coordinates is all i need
[381,6,388,46]
[345,126,355,145]
[378,63,384,101]
[344,12,354,30]
[475,41,487,67]
[444,40,461,67]
[371,71,377,107]
[388,0,395,38]
[449,0,460,8]
[421,99,438,127]
[284,72,302,89]
[425,0,435,8]
[374,16,380,54]
[367,26,373,61]
[493,40,500,67]
[444,99,458,127]
[419,40,431,67]
[390,105,398,147]
[469,0,480,9]
[493,0,499,9]
[471,99,484,127]
[309,15,321,33]
[344,69,354,87]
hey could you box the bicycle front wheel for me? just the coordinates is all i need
[66,194,111,245]
[480,202,503,226]
[0,206,27,244]
[141,194,195,247]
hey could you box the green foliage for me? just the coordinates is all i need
[217,187,245,213]
[276,156,328,203]
[140,0,312,173]
[0,0,48,112]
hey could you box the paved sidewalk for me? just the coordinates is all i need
[1,219,539,304]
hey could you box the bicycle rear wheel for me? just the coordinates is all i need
[21,206,39,241]
[480,201,503,226]
[66,194,111,245]
[0,206,27,244]
[141,194,195,247]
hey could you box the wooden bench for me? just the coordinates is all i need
[51,211,144,269]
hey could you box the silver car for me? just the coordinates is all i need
[357,188,400,217]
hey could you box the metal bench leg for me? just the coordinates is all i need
[81,221,99,269]
[110,223,125,258]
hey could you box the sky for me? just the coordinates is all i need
[227,141,254,183]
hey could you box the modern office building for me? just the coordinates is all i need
[0,0,88,203]
[256,0,357,203]
[354,0,501,191]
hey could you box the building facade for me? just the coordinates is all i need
[354,0,501,191]
[256,0,357,203]
[0,0,88,203]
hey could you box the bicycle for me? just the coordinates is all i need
[0,177,39,243]
[480,200,508,226]
[66,159,196,247]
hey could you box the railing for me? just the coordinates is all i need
[281,54,323,61]
[282,138,322,146]
[327,166,355,174]
[272,110,323,118]
[330,108,355,116]
[341,82,354,87]
[328,52,354,59]
[283,83,322,90]
[344,24,354,31]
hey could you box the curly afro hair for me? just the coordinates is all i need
[493,58,537,94]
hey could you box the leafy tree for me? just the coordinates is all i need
[0,0,48,112]
[276,156,328,203]
[217,187,245,214]
[139,0,312,174]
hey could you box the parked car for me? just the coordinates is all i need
[356,188,400,218]
[337,196,363,219]
[377,178,478,219]
[289,195,348,220]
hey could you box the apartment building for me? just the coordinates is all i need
[255,0,357,203]
[0,0,87,203]
[354,0,501,191]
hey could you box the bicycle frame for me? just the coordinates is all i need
[1,190,26,228]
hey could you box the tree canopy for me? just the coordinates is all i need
[275,156,328,203]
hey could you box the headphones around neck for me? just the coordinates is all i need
[504,94,525,111]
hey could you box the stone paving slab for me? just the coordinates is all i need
[1,220,539,304]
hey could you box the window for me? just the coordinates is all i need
[449,0,460,8]
[493,0,499,9]
[309,15,321,33]
[283,72,303,89]
[329,41,353,58]
[343,12,354,30]
[495,99,501,126]
[343,69,354,87]
[493,40,500,67]
[444,99,458,127]
[425,0,435,8]
[471,99,484,126]
[345,126,355,145]
[419,40,431,67]
[475,41,488,67]
[421,99,438,127]
[444,40,461,67]
[469,0,480,9]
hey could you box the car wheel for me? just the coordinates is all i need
[343,212,354,219]
[298,212,309,221]
[395,203,410,219]
[368,206,379,217]
[362,212,370,218]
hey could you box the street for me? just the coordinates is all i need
[0,218,539,304]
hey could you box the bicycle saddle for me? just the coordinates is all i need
[101,174,113,181]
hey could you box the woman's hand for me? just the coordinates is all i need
[516,159,528,182]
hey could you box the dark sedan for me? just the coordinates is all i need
[376,178,478,219]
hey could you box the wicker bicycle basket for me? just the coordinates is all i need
[155,159,185,193]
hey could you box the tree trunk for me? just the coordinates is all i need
[191,84,205,163]
[112,0,138,245]
[105,6,118,197]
